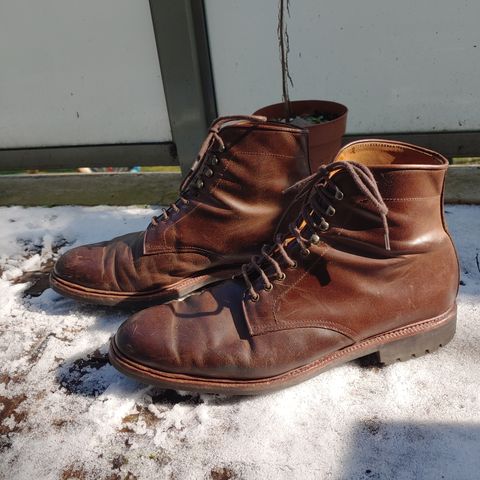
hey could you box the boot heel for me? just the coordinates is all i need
[376,314,456,365]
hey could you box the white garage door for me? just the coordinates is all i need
[0,0,171,148]
[205,0,480,135]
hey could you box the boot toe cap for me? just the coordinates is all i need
[112,281,259,379]
[53,243,106,289]
[114,306,177,370]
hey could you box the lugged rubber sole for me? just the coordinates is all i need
[50,267,240,307]
[108,303,457,395]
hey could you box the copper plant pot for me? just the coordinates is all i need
[254,100,348,171]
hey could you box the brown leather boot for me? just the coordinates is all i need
[109,140,459,394]
[50,116,311,305]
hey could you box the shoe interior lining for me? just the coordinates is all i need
[336,141,445,166]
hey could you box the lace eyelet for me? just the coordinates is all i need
[250,293,260,302]
[290,261,298,269]
[326,206,336,216]
[319,221,329,232]
[277,272,286,281]
[310,233,320,245]
[210,156,219,166]
[196,179,204,189]
[204,168,214,178]
[301,249,311,257]
[264,283,273,292]
[335,189,344,201]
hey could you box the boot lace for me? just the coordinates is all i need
[242,161,391,301]
[151,115,267,225]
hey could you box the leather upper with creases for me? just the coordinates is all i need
[53,117,310,294]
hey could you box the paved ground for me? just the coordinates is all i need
[0,205,479,480]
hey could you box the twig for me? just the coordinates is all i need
[278,0,293,120]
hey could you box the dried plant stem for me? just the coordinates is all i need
[278,0,293,120]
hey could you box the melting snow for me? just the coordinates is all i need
[0,205,479,480]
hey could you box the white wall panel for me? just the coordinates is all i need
[205,0,480,134]
[0,0,171,148]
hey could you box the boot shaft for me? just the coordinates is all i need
[326,140,451,253]
[242,140,459,340]
[205,121,310,209]
[144,118,310,257]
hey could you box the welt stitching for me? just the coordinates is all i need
[358,195,439,203]
[258,310,452,382]
[230,151,298,158]
[383,196,440,201]
[143,245,224,258]
[377,169,444,175]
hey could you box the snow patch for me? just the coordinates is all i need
[0,205,479,480]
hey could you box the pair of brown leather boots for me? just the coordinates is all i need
[50,115,459,395]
